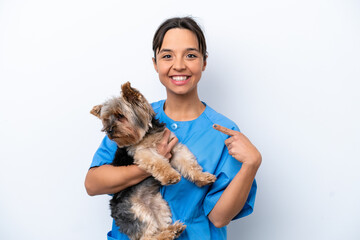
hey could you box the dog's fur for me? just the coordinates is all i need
[91,82,216,240]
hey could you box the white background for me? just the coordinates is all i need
[1,0,359,239]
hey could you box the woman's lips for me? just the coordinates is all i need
[170,75,191,85]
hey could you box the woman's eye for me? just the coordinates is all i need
[162,54,172,59]
[187,54,197,58]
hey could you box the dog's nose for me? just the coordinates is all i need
[107,126,114,137]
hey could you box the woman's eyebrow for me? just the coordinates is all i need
[186,48,200,52]
[159,48,199,53]
[159,49,172,53]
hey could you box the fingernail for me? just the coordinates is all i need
[213,124,218,128]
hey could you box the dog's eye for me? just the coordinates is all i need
[117,114,124,120]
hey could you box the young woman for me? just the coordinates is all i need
[85,17,261,240]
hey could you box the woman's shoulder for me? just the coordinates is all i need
[203,103,240,132]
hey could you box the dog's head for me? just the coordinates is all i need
[91,82,154,147]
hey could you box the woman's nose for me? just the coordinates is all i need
[173,58,186,71]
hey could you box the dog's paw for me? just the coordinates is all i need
[194,172,217,187]
[172,221,186,238]
[154,221,186,240]
[158,171,181,185]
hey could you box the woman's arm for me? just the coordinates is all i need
[85,128,178,196]
[208,124,262,228]
[85,165,150,196]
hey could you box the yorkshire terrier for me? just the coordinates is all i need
[90,82,216,240]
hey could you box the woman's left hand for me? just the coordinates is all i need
[213,124,262,167]
[157,128,179,160]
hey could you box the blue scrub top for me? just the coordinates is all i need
[91,100,257,240]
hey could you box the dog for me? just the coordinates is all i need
[90,82,216,240]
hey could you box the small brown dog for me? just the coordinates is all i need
[91,82,216,240]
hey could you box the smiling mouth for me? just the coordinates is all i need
[171,76,189,82]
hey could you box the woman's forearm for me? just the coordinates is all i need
[210,124,261,228]
[208,161,260,228]
[84,164,150,196]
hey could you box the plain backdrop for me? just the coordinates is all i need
[1,0,359,239]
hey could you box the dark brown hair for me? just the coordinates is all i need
[152,17,207,62]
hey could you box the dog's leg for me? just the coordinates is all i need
[140,192,186,240]
[128,181,164,240]
[151,192,172,229]
[170,144,216,187]
[134,149,181,185]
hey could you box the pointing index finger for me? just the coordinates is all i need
[213,124,236,136]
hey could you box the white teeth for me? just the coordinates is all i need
[172,76,188,81]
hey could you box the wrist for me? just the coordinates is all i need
[242,154,262,170]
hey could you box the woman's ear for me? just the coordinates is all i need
[152,57,158,73]
[202,56,207,71]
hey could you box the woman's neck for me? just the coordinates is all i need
[164,92,205,121]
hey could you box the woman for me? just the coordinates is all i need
[85,17,261,240]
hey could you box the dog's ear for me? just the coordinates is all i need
[90,105,103,118]
[121,82,143,104]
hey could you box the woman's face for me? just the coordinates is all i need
[153,28,207,97]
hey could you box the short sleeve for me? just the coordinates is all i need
[90,136,118,168]
[203,132,257,220]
